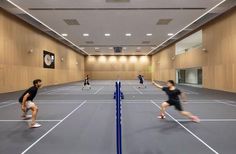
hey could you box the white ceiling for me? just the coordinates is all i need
[10,0,223,55]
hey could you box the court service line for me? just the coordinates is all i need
[94,87,104,94]
[0,120,61,122]
[176,119,236,122]
[21,100,87,154]
[133,86,143,94]
[214,100,236,107]
[0,102,17,109]
[151,100,219,154]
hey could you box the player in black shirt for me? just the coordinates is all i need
[19,79,42,128]
[82,75,91,90]
[155,80,200,122]
[138,75,146,88]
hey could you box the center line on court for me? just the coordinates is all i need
[151,100,219,154]
[94,87,104,94]
[133,86,143,94]
[21,100,87,154]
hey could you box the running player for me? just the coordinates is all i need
[19,79,42,128]
[82,75,91,90]
[155,80,200,122]
[138,75,146,88]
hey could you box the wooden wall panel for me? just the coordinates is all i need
[85,56,151,80]
[0,9,85,93]
[152,8,236,93]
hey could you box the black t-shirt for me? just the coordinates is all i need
[138,76,143,82]
[162,87,181,101]
[19,86,38,103]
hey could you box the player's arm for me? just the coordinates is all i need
[22,93,30,112]
[154,82,163,89]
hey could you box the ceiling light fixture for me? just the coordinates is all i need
[125,33,132,36]
[61,33,68,37]
[168,33,174,36]
[146,33,152,36]
[105,33,111,36]
[83,33,89,37]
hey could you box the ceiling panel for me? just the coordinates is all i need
[8,0,224,55]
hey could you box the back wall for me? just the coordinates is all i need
[85,56,151,80]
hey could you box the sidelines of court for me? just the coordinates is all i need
[133,86,143,94]
[151,100,219,154]
[93,86,104,94]
[1,99,236,107]
[214,100,236,107]
[20,100,87,154]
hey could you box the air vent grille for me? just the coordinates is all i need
[156,19,172,25]
[85,41,94,44]
[142,41,150,44]
[63,19,80,25]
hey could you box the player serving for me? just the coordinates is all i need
[155,80,200,123]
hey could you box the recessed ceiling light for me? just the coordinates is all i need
[95,47,100,50]
[146,33,152,36]
[123,47,127,50]
[105,33,111,37]
[125,33,132,36]
[61,33,68,37]
[168,33,174,36]
[83,33,89,37]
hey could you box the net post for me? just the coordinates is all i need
[115,81,122,154]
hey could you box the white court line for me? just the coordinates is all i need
[176,119,236,122]
[0,120,61,122]
[151,100,219,154]
[0,102,17,109]
[0,100,13,105]
[215,100,236,107]
[133,86,143,94]
[94,87,104,94]
[21,100,87,154]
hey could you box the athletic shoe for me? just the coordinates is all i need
[158,114,166,119]
[30,123,42,128]
[22,115,32,120]
[191,116,200,123]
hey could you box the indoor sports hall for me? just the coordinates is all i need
[0,1,236,154]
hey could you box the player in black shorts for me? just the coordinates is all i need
[19,79,42,128]
[138,74,146,88]
[82,75,91,90]
[155,80,200,122]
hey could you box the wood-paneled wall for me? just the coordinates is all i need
[152,8,236,93]
[0,9,85,93]
[85,56,151,80]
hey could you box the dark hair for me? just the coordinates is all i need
[167,80,175,86]
[33,79,42,85]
